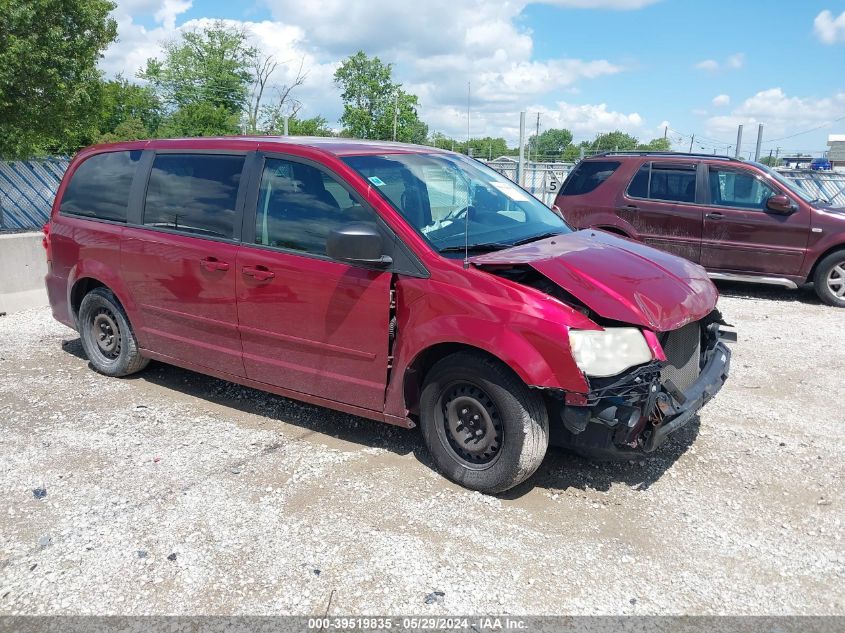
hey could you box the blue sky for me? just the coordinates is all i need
[105,0,845,155]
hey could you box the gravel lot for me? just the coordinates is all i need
[1,283,843,616]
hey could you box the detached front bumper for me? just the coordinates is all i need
[554,316,733,457]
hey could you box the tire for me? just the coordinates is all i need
[419,351,549,494]
[78,287,149,376]
[813,250,845,307]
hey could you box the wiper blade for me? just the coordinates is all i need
[510,232,563,247]
[438,242,512,253]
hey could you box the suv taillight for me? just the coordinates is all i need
[42,222,52,261]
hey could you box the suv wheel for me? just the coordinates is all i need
[78,288,149,376]
[813,250,845,307]
[419,351,549,494]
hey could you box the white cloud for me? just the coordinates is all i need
[695,59,719,72]
[101,0,659,140]
[712,94,730,107]
[704,87,845,140]
[542,0,661,8]
[814,9,845,44]
[694,53,744,72]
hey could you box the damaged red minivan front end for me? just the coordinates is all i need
[466,228,732,458]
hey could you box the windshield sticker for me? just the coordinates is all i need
[368,176,387,187]
[490,180,530,201]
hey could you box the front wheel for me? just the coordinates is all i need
[813,250,845,307]
[419,351,549,494]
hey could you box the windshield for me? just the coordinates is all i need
[750,161,817,203]
[342,153,571,255]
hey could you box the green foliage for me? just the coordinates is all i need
[0,0,118,158]
[287,115,334,137]
[587,131,640,152]
[334,51,427,142]
[637,137,672,152]
[97,76,161,142]
[156,102,241,138]
[140,22,256,136]
[430,135,512,158]
[759,155,783,167]
[528,128,573,160]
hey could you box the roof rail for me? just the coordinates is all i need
[593,151,738,161]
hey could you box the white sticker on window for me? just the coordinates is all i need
[368,176,387,187]
[490,180,530,201]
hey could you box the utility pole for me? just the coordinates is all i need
[518,111,526,187]
[688,134,695,153]
[664,125,668,140]
[754,123,764,162]
[393,91,399,141]
[283,116,289,136]
[735,124,743,158]
[534,112,540,162]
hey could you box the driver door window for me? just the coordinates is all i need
[709,168,776,210]
[255,158,378,256]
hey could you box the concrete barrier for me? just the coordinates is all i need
[0,232,48,314]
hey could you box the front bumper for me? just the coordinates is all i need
[554,318,732,457]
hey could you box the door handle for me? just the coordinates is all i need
[620,204,638,211]
[706,212,724,220]
[200,257,230,272]
[242,265,275,281]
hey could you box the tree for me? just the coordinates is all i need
[528,128,573,160]
[249,56,307,134]
[0,0,118,158]
[288,115,333,137]
[140,22,256,136]
[334,51,428,142]
[97,75,162,142]
[759,155,783,167]
[587,131,639,153]
[637,137,672,152]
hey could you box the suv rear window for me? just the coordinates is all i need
[559,161,620,196]
[627,162,697,203]
[143,154,245,240]
[59,151,141,222]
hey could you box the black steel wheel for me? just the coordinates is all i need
[420,351,548,494]
[78,287,149,377]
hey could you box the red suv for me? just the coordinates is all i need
[44,138,732,493]
[555,152,845,307]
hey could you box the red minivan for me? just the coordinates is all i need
[44,137,732,493]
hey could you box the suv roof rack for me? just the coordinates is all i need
[593,151,739,161]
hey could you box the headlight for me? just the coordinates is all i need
[569,328,653,377]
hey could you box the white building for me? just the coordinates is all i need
[828,134,845,172]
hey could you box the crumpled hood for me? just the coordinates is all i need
[471,230,717,332]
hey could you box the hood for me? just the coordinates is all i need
[471,230,717,332]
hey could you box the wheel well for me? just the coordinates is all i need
[402,343,513,416]
[807,244,845,283]
[69,278,106,322]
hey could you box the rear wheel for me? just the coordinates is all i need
[813,250,845,307]
[78,288,149,376]
[419,351,549,494]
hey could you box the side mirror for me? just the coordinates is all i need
[766,194,795,214]
[327,223,392,266]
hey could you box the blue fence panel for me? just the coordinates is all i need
[0,159,69,230]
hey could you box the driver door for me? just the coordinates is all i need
[700,165,810,275]
[236,154,393,412]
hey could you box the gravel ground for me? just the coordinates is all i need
[0,283,843,616]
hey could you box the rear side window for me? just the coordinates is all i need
[627,162,697,203]
[59,151,141,222]
[559,161,620,196]
[143,154,245,239]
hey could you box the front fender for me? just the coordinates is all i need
[384,277,591,419]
